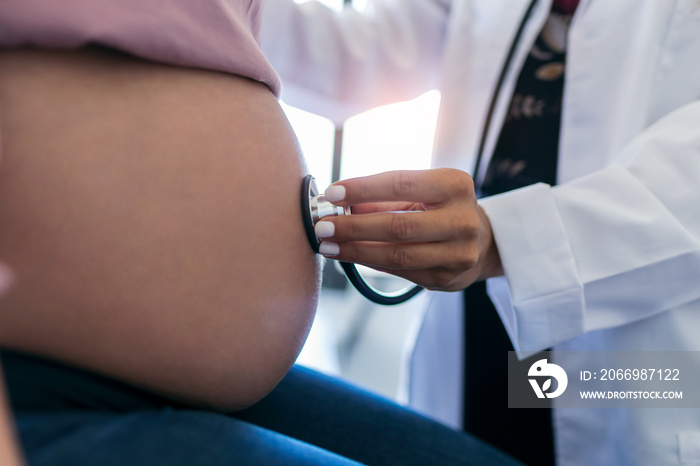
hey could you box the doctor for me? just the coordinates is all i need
[261,0,700,465]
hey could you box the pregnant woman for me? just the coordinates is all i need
[0,1,521,464]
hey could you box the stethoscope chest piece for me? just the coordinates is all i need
[301,174,349,253]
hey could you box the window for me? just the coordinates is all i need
[286,0,439,188]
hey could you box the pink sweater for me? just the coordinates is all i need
[0,0,281,95]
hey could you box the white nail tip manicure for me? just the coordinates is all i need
[324,186,346,203]
[315,221,335,239]
[319,242,340,256]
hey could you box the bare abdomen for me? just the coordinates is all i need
[0,47,321,410]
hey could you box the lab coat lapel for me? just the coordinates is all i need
[432,0,551,180]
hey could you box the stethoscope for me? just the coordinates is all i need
[301,174,423,305]
[300,0,540,306]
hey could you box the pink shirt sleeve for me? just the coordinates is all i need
[0,0,281,96]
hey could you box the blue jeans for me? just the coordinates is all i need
[3,350,523,465]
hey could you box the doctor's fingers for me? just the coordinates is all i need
[368,265,482,292]
[327,168,476,206]
[349,201,420,215]
[323,240,482,277]
[318,209,481,244]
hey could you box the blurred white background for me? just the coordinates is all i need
[284,0,440,401]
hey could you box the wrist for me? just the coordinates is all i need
[476,205,504,281]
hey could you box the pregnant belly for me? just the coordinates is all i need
[0,47,321,410]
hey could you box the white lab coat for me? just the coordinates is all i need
[261,0,700,464]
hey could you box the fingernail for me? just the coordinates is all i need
[315,221,335,239]
[324,185,346,203]
[319,241,340,256]
[0,263,14,295]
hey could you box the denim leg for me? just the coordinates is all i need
[234,365,524,466]
[16,409,364,466]
[6,350,523,465]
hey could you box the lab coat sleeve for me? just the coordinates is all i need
[260,0,449,123]
[480,100,700,354]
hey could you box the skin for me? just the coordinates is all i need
[0,369,23,466]
[0,264,23,466]
[315,169,504,291]
[0,47,322,411]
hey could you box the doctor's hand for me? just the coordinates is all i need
[315,169,504,291]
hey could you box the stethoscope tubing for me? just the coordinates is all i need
[339,261,423,306]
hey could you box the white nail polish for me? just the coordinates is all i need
[315,221,335,239]
[324,185,346,203]
[319,241,340,256]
